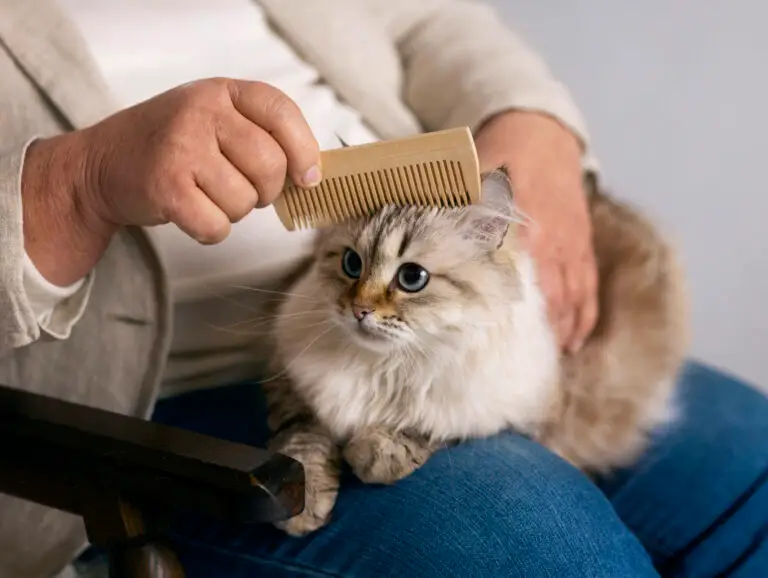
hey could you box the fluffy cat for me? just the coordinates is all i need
[263,168,689,536]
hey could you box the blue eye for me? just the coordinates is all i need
[341,248,363,279]
[397,263,430,293]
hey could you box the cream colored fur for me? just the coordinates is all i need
[267,169,688,535]
[277,248,560,442]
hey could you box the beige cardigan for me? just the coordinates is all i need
[0,0,594,575]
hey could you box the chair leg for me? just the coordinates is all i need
[82,494,185,578]
[108,543,184,578]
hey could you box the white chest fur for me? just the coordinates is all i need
[275,255,560,442]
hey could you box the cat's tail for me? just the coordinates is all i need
[540,178,690,474]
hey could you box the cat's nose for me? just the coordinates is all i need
[352,304,375,321]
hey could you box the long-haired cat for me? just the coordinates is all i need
[263,168,689,536]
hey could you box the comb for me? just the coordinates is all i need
[273,126,481,231]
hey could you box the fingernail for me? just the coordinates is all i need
[302,165,322,187]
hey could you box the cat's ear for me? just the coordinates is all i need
[460,166,515,249]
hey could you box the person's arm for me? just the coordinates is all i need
[22,132,117,287]
[0,141,38,352]
[2,78,322,355]
[19,132,111,342]
[0,138,94,352]
[0,131,113,354]
[365,0,592,158]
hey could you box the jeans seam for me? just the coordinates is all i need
[660,463,768,575]
[713,520,768,577]
[171,534,344,578]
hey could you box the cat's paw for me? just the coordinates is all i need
[270,430,340,537]
[274,504,332,537]
[344,430,434,485]
[273,472,338,536]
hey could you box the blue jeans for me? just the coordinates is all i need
[83,361,768,576]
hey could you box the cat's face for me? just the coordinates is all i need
[309,169,520,353]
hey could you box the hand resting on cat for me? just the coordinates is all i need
[262,168,689,536]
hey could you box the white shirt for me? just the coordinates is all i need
[25,0,381,390]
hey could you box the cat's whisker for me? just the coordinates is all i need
[210,318,332,338]
[219,309,327,332]
[170,284,292,312]
[201,292,278,316]
[510,206,534,227]
[206,323,273,337]
[396,347,416,376]
[213,316,265,330]
[260,322,337,384]
[473,203,536,232]
[227,284,321,302]
[440,442,459,502]
[408,340,430,362]
[193,286,321,318]
[210,309,324,332]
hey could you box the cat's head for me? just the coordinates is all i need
[310,167,522,353]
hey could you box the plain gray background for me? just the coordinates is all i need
[487,0,767,387]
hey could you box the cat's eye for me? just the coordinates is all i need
[341,248,363,279]
[396,263,430,293]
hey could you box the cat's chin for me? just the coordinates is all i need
[344,324,404,353]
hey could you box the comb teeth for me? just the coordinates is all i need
[273,127,482,231]
[281,160,472,230]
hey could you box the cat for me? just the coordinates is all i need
[262,167,689,537]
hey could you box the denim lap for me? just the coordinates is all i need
[148,361,768,577]
[599,362,768,576]
[167,432,656,577]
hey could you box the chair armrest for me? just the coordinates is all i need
[0,383,304,526]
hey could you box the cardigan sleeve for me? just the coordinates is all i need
[366,0,596,167]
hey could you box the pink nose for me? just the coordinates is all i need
[352,304,375,321]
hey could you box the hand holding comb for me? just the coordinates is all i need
[273,127,482,230]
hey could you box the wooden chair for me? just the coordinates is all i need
[0,383,305,577]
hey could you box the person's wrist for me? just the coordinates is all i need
[22,132,117,286]
[475,110,583,171]
[474,110,585,205]
[477,110,583,148]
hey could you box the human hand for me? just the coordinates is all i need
[474,111,598,353]
[22,78,320,286]
[79,77,321,244]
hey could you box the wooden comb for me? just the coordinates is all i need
[273,126,481,230]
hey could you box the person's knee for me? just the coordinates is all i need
[608,361,768,574]
[331,433,657,577]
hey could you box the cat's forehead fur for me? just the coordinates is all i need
[356,205,458,250]
[315,167,516,262]
[310,169,513,282]
[317,205,479,271]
